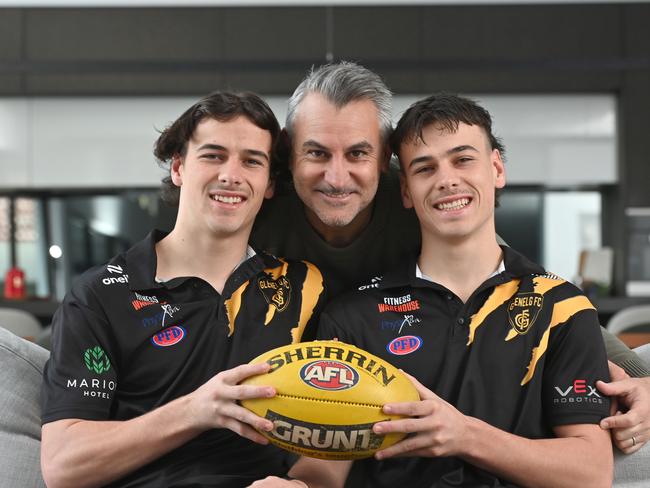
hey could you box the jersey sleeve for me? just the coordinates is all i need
[542,307,611,427]
[41,277,118,424]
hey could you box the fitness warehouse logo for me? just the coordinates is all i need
[553,379,603,405]
[131,292,160,311]
[65,346,116,400]
[377,294,420,313]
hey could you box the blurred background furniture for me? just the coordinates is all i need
[608,305,650,349]
[608,305,650,335]
[0,308,43,341]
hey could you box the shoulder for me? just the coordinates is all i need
[325,275,386,312]
[63,253,130,307]
[256,252,325,287]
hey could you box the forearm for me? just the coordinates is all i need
[462,419,612,488]
[287,458,351,488]
[41,395,201,488]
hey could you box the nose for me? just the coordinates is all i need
[436,164,460,190]
[218,159,243,186]
[323,155,350,188]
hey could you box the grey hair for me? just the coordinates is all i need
[286,61,393,144]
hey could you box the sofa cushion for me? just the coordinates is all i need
[0,326,49,487]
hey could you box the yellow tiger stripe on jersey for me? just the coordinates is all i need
[520,295,595,385]
[224,281,250,337]
[290,261,324,344]
[532,275,565,296]
[262,258,291,326]
[504,276,567,342]
[467,279,520,345]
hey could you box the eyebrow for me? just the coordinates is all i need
[197,143,269,162]
[243,149,270,162]
[301,140,328,151]
[348,141,374,152]
[197,143,227,152]
[407,144,479,169]
[301,140,374,152]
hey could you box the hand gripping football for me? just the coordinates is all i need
[240,340,419,460]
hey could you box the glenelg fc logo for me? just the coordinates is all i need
[507,292,543,335]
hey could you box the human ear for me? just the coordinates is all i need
[492,149,506,189]
[170,155,184,187]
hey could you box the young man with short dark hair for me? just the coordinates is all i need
[41,92,325,488]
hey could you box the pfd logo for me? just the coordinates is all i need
[507,292,543,335]
[300,360,359,391]
[387,335,422,355]
[258,275,291,312]
[151,325,186,347]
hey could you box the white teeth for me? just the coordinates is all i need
[212,195,242,204]
[436,198,469,211]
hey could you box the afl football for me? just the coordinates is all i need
[240,340,419,460]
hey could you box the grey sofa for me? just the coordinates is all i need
[0,326,48,487]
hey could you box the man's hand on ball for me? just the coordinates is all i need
[188,362,276,444]
[372,371,470,459]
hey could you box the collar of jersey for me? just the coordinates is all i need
[125,230,282,295]
[378,245,545,291]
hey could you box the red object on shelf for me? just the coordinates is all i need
[4,266,26,299]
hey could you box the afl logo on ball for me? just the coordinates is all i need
[300,360,359,391]
[151,325,186,347]
[387,335,422,355]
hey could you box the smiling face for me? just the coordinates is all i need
[171,116,274,240]
[398,122,505,244]
[288,93,387,244]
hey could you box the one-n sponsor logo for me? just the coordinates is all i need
[377,294,420,313]
[66,346,117,399]
[132,292,160,311]
[358,276,382,291]
[102,264,129,285]
[553,379,603,405]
